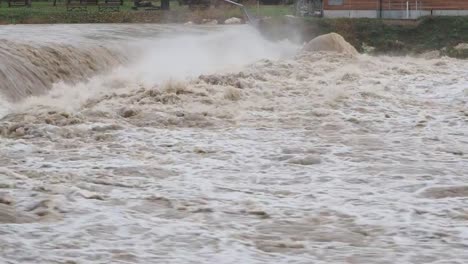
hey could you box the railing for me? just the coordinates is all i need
[222,0,256,23]
[295,0,322,17]
[379,0,423,19]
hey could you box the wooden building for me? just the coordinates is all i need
[322,0,468,18]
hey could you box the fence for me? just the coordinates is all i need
[295,0,322,17]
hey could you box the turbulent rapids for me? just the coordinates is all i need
[0,40,124,101]
[0,24,467,264]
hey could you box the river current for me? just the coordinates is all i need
[0,24,467,264]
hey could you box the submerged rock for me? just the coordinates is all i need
[419,186,468,199]
[302,33,358,56]
[454,43,468,51]
[202,19,218,25]
[119,107,139,118]
[224,17,242,25]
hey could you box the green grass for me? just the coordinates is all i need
[257,15,468,58]
[0,1,137,23]
[1,2,467,58]
[315,16,468,56]
[0,1,294,24]
[246,4,293,17]
[0,0,136,12]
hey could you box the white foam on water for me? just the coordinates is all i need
[4,25,296,114]
[0,25,468,264]
[0,97,11,118]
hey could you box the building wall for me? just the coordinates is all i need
[423,0,468,10]
[323,0,468,11]
[323,0,468,18]
[324,0,377,10]
[323,9,432,19]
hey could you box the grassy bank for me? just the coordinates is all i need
[320,16,468,57]
[1,2,467,58]
[0,1,293,24]
[259,15,468,58]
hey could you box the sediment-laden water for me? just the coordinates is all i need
[0,24,467,264]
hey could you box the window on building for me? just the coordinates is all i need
[328,0,344,5]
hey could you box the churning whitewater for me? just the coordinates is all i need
[0,24,467,264]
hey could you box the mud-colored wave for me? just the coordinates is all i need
[0,39,126,101]
[1,25,467,264]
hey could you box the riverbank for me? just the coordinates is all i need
[1,3,468,58]
[1,24,467,264]
[0,3,290,24]
[258,15,468,58]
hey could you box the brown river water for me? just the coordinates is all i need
[0,24,467,264]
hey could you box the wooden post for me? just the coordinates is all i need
[406,1,409,19]
[257,0,259,17]
[161,0,169,10]
[379,0,383,18]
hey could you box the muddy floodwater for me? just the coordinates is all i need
[0,24,467,264]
